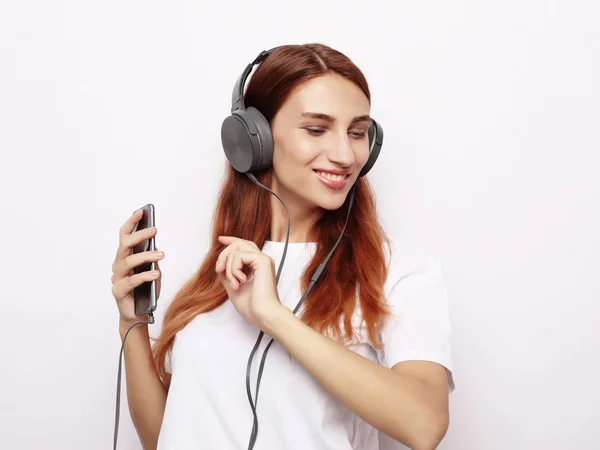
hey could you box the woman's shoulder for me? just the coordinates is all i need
[382,235,445,296]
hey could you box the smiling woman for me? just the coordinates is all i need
[114,43,454,450]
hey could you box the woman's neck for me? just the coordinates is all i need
[268,195,322,243]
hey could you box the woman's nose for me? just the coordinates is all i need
[328,133,355,166]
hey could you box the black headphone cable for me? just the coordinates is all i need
[244,173,355,450]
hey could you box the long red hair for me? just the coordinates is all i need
[151,44,392,388]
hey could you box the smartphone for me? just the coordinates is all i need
[132,203,157,316]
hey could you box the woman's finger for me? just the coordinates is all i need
[218,236,260,252]
[216,243,237,272]
[119,209,144,240]
[217,239,247,272]
[235,269,247,283]
[224,251,233,287]
[232,252,247,287]
[113,249,163,280]
[225,251,241,289]
[116,226,157,262]
[115,211,144,263]
[112,269,160,301]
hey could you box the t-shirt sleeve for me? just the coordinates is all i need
[377,251,455,392]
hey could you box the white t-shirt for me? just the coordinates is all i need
[157,239,454,450]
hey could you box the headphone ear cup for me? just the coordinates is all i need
[220,108,273,173]
[359,118,384,177]
[221,113,254,173]
[244,107,274,171]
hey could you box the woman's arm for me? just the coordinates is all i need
[261,306,450,450]
[119,320,168,450]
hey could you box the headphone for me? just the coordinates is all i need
[220,46,384,176]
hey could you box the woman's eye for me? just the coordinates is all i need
[305,128,366,138]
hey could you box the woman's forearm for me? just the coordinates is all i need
[119,321,168,450]
[261,306,447,450]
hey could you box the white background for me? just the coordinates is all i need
[1,1,599,449]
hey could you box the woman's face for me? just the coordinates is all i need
[269,73,372,213]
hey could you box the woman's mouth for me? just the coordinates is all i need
[313,170,350,190]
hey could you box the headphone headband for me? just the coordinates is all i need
[231,46,282,113]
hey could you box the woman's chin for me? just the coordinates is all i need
[316,195,349,211]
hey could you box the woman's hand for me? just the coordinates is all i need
[111,209,164,327]
[216,235,284,329]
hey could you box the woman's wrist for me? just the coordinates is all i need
[259,304,296,338]
[119,316,148,340]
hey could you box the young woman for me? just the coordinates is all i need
[111,43,454,450]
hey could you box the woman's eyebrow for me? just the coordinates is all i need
[300,112,371,124]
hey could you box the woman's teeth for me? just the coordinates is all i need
[315,171,347,181]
